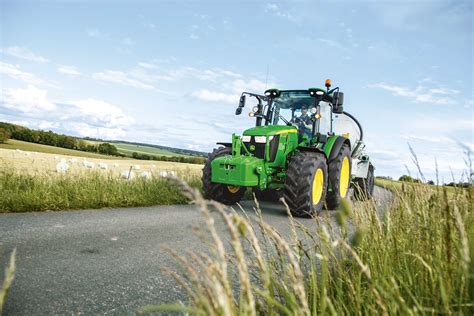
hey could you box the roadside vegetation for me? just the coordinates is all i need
[0,170,201,213]
[140,176,473,314]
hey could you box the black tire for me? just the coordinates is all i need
[202,147,246,205]
[253,188,283,202]
[283,151,328,217]
[326,144,352,210]
[353,165,375,200]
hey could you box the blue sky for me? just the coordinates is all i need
[1,0,472,182]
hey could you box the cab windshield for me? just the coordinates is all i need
[271,91,313,125]
[270,90,332,136]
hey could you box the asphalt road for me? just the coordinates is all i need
[1,187,391,315]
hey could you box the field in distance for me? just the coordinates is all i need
[0,140,203,176]
[0,139,125,160]
[112,142,190,158]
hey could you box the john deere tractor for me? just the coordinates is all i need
[202,80,375,217]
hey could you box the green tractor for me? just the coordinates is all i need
[202,79,375,217]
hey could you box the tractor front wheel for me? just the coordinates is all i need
[202,147,246,205]
[326,144,352,210]
[284,151,328,217]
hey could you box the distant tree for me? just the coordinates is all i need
[427,180,435,185]
[398,175,421,183]
[98,143,118,156]
[0,128,10,143]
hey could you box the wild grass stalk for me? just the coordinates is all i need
[0,249,16,314]
[140,177,472,315]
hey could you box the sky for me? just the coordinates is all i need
[0,0,472,182]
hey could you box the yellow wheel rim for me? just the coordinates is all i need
[312,168,324,205]
[339,157,350,198]
[227,185,240,194]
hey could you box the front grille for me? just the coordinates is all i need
[242,135,279,162]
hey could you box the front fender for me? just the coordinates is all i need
[324,136,351,161]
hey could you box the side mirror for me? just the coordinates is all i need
[239,95,246,108]
[235,95,246,115]
[332,91,344,114]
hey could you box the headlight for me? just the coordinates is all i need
[316,90,324,96]
[254,136,266,143]
[241,135,251,142]
[310,107,317,114]
[252,106,259,113]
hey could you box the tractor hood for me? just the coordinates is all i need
[243,125,297,137]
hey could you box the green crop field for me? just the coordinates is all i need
[112,142,190,157]
[0,140,124,160]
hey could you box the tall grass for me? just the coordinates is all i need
[141,177,473,315]
[0,249,16,315]
[0,170,201,212]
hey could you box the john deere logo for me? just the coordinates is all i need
[249,145,256,151]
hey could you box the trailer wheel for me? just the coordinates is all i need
[284,151,328,217]
[202,147,246,205]
[326,144,352,210]
[353,165,375,200]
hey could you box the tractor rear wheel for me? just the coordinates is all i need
[252,188,283,202]
[284,151,328,217]
[202,147,246,205]
[326,144,352,210]
[353,165,375,200]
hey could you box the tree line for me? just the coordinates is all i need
[0,122,119,156]
[0,122,205,164]
[131,151,205,164]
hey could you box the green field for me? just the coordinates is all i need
[0,140,124,160]
[112,142,190,157]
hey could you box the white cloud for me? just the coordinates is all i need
[57,65,81,76]
[69,98,134,128]
[137,62,159,70]
[191,77,272,104]
[38,121,59,130]
[68,122,127,139]
[1,84,135,139]
[191,90,237,103]
[122,37,134,46]
[86,28,110,40]
[0,62,50,86]
[92,70,155,90]
[2,85,56,113]
[264,3,299,22]
[190,33,199,40]
[1,46,49,63]
[369,82,455,105]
